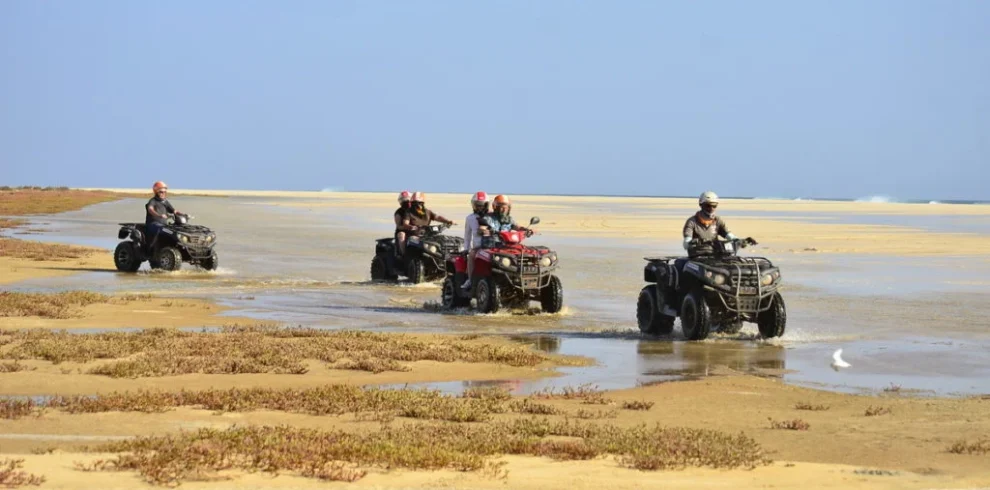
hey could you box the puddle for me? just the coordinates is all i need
[377,333,990,397]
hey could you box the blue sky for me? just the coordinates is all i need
[1,1,988,201]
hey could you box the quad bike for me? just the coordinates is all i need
[441,217,563,314]
[114,213,218,272]
[637,237,785,340]
[370,223,464,284]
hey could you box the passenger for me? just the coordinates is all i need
[394,190,413,256]
[682,191,738,255]
[461,191,490,290]
[483,194,533,234]
[145,181,178,245]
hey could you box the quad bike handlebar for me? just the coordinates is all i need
[689,237,759,257]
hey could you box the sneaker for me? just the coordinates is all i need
[461,279,472,290]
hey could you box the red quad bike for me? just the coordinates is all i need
[441,217,563,314]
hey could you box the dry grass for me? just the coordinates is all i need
[0,399,40,420]
[1,325,553,377]
[768,418,810,431]
[864,405,892,417]
[621,400,655,411]
[794,402,830,411]
[79,421,771,485]
[0,458,45,488]
[529,384,613,405]
[0,238,100,261]
[0,218,27,230]
[0,187,133,216]
[947,438,990,455]
[3,383,567,423]
[0,291,110,319]
[0,361,34,373]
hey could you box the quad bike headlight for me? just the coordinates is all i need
[761,273,774,286]
[499,257,512,268]
[712,274,726,285]
[539,257,552,267]
[428,245,438,254]
[180,234,189,243]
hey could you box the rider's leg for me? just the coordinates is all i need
[463,248,477,289]
[396,231,406,257]
[146,222,163,249]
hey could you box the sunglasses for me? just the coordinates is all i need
[157,189,168,193]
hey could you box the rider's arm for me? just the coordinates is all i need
[463,215,475,250]
[683,219,695,250]
[431,211,453,226]
[400,217,416,232]
[147,203,166,219]
[164,200,176,214]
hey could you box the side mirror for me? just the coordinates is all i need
[529,217,540,226]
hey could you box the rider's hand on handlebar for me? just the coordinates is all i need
[524,228,536,237]
[744,237,758,246]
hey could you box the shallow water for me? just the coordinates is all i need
[6,195,990,396]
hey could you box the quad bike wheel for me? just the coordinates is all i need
[200,251,219,271]
[757,292,787,338]
[441,277,470,309]
[476,277,502,314]
[370,255,396,281]
[540,275,564,313]
[154,246,182,272]
[680,289,712,341]
[637,285,675,336]
[113,241,142,272]
[406,257,426,284]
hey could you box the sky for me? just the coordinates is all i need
[1,1,988,201]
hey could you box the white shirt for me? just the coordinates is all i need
[463,213,484,251]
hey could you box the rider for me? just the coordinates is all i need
[145,181,179,245]
[483,194,533,235]
[393,190,413,256]
[400,192,454,254]
[682,191,739,255]
[461,191,490,290]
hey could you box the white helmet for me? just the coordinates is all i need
[699,191,719,206]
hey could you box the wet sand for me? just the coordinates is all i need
[3,190,990,488]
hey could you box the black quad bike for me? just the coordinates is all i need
[370,223,464,284]
[114,213,218,272]
[441,217,563,314]
[636,238,785,340]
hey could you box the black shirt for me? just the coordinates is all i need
[146,197,175,226]
[394,207,408,231]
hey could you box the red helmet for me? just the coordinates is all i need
[397,190,411,204]
[493,194,510,206]
[152,181,168,193]
[471,191,489,205]
[411,191,426,203]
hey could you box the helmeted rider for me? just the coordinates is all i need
[145,181,179,245]
[482,194,533,235]
[393,190,413,256]
[682,191,742,255]
[461,191,490,290]
[399,192,454,256]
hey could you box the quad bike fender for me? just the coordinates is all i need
[472,253,492,277]
[450,254,468,274]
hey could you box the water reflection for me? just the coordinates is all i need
[381,334,788,396]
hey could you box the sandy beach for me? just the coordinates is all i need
[2,189,989,489]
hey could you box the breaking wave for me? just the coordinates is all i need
[855,195,897,203]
